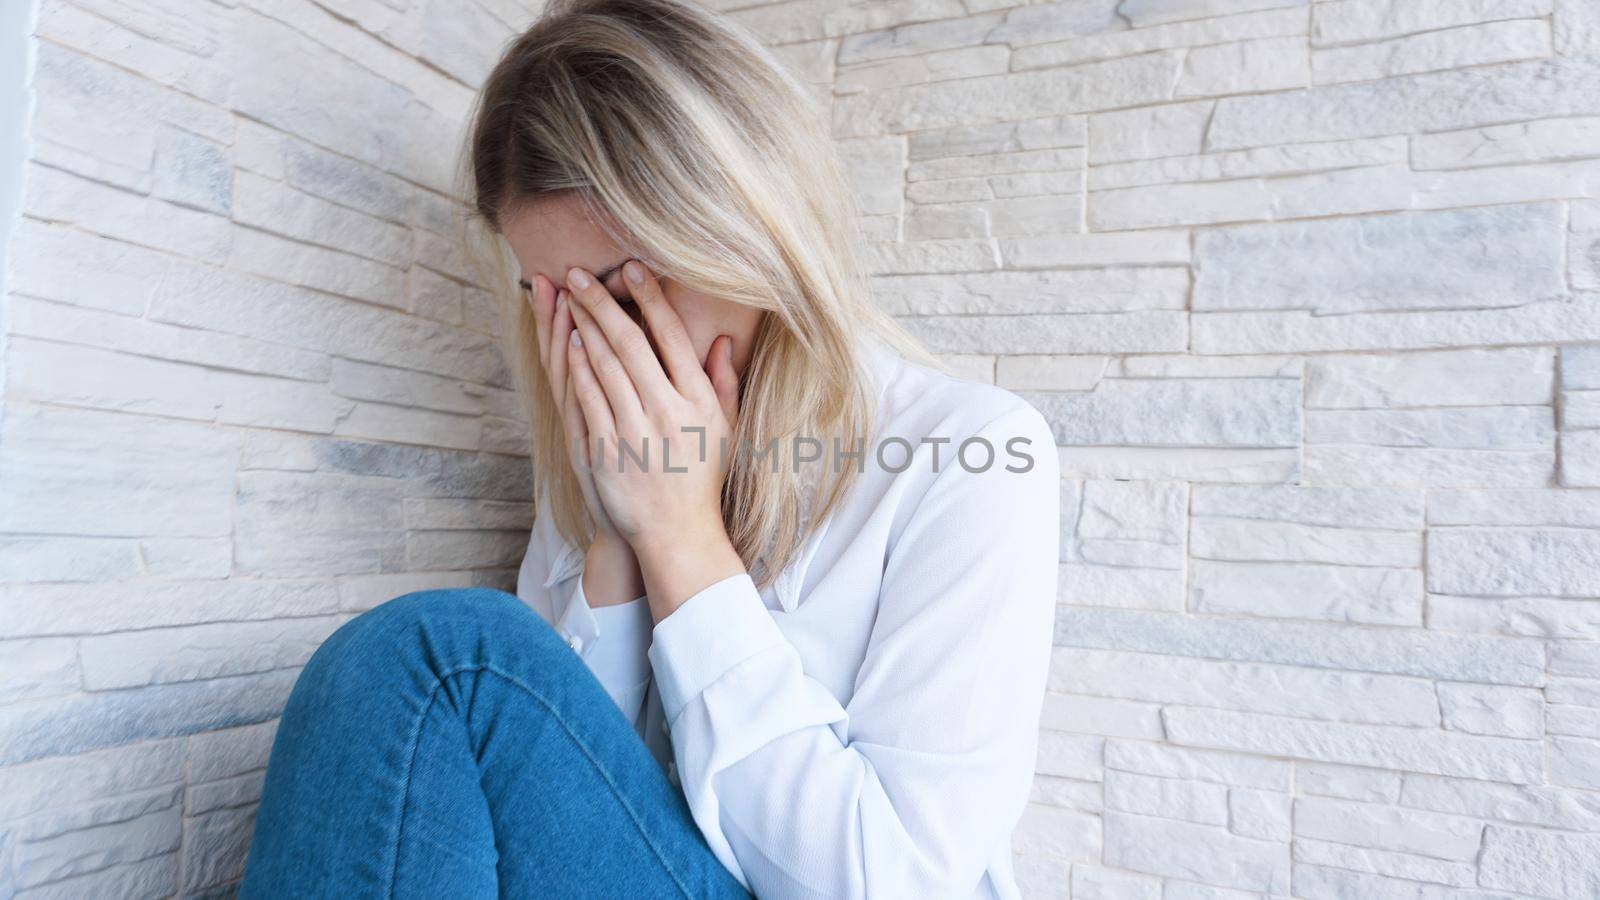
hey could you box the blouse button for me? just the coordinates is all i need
[566,634,584,654]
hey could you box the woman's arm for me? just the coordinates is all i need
[558,260,1059,893]
[645,403,1060,897]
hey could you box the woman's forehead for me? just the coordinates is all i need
[501,197,624,284]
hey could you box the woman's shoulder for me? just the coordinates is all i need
[857,339,1061,550]
[863,338,1056,459]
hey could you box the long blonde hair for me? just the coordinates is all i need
[457,0,937,587]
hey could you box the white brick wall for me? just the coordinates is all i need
[3,0,1600,897]
[0,0,540,894]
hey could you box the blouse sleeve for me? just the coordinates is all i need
[517,503,655,727]
[645,401,1060,898]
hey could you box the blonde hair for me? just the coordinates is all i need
[457,0,937,587]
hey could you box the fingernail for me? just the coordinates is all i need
[624,260,645,285]
[570,329,582,348]
[724,338,734,361]
[567,267,590,289]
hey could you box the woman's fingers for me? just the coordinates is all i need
[568,295,646,423]
[564,375,613,533]
[566,326,617,452]
[622,260,703,392]
[565,266,675,410]
[548,289,573,404]
[562,364,596,478]
[705,333,740,428]
[528,273,556,373]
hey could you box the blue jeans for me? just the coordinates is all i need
[239,587,752,899]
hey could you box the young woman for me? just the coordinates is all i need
[240,0,1059,897]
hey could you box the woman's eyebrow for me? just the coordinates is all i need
[519,261,626,292]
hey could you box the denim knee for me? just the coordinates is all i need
[358,587,539,642]
[292,587,560,702]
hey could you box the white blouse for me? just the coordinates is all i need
[515,337,1060,899]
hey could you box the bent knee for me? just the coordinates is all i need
[296,587,557,695]
[368,586,536,635]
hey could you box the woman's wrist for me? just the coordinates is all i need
[633,519,746,623]
[582,534,646,607]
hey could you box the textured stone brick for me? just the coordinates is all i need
[79,617,342,689]
[0,637,81,704]
[1227,788,1289,842]
[1312,18,1551,85]
[1292,837,1476,888]
[1069,865,1159,900]
[1106,741,1291,791]
[1440,593,1577,644]
[1303,444,1555,489]
[1179,34,1307,97]
[1050,648,1439,726]
[149,262,505,385]
[181,804,257,894]
[1293,796,1484,860]
[1299,762,1402,804]
[1437,682,1545,739]
[231,9,410,167]
[1193,295,1600,355]
[1027,377,1301,447]
[25,162,230,263]
[1400,772,1600,833]
[1209,54,1600,150]
[1022,5,1303,72]
[1429,527,1600,597]
[1011,854,1071,899]
[901,310,1187,355]
[30,41,229,177]
[1439,118,1600,184]
[0,671,299,766]
[10,785,183,890]
[1055,606,1546,685]
[1311,346,1555,409]
[1195,203,1565,315]
[1011,802,1100,863]
[8,294,331,382]
[1191,516,1420,567]
[1035,731,1104,782]
[1314,0,1551,45]
[9,337,356,433]
[1039,692,1163,740]
[1165,707,1543,783]
[832,50,1182,137]
[1192,558,1423,626]
[1102,811,1290,894]
[36,0,228,103]
[1479,824,1600,897]
[1548,735,1600,791]
[1096,136,1406,196]
[0,405,238,539]
[875,266,1185,316]
[234,170,411,268]
[1104,770,1229,825]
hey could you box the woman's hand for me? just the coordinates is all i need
[526,274,644,606]
[562,260,747,620]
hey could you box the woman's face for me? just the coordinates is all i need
[498,193,763,378]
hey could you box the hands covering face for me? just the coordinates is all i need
[527,260,741,557]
